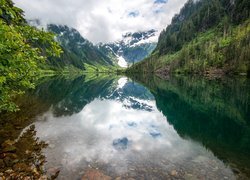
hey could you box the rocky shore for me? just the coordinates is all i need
[0,125,59,180]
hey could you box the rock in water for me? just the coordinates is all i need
[3,156,13,167]
[171,170,178,176]
[1,140,15,148]
[0,159,5,169]
[47,167,60,179]
[82,169,112,180]
[13,163,29,172]
[2,145,16,153]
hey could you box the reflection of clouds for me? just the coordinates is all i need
[33,79,234,178]
[35,98,233,178]
[35,99,174,165]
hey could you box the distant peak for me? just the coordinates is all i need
[122,29,157,39]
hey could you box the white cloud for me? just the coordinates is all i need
[13,0,187,43]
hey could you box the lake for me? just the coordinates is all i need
[0,74,249,179]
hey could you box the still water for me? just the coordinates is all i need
[1,74,250,179]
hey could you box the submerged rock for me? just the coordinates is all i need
[3,156,14,167]
[81,169,112,180]
[0,125,50,179]
[0,159,5,169]
[13,163,29,172]
[1,140,15,148]
[170,170,178,176]
[5,169,14,174]
[2,145,17,153]
[47,167,60,179]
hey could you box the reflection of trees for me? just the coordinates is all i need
[132,74,250,177]
[0,125,51,179]
[0,93,52,144]
[34,75,155,116]
[33,75,116,117]
[0,75,116,144]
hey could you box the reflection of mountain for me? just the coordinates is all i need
[132,74,250,177]
[33,75,116,116]
[108,81,155,111]
[32,75,155,117]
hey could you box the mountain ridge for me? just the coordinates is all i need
[128,0,250,76]
[28,20,118,70]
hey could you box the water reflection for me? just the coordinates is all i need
[33,75,116,116]
[133,74,250,178]
[29,75,239,179]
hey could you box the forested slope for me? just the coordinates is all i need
[45,24,117,71]
[128,0,250,76]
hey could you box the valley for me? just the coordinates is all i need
[0,0,249,179]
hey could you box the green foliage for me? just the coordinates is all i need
[0,0,62,112]
[0,0,25,25]
[156,0,250,56]
[128,0,250,76]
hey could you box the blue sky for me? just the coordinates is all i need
[13,0,187,43]
[154,0,168,4]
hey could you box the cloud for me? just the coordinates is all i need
[13,0,187,43]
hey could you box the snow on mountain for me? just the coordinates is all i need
[118,56,128,68]
[98,30,157,67]
[121,29,158,47]
[29,19,157,68]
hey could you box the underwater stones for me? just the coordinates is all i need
[47,167,60,179]
[13,163,29,172]
[3,156,14,167]
[170,169,178,176]
[1,140,15,148]
[1,140,16,153]
[2,145,16,153]
[81,169,112,180]
[0,125,50,179]
[0,159,5,169]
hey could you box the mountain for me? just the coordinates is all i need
[128,0,250,76]
[47,24,117,70]
[28,21,117,70]
[98,30,157,67]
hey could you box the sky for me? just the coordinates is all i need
[13,0,187,43]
